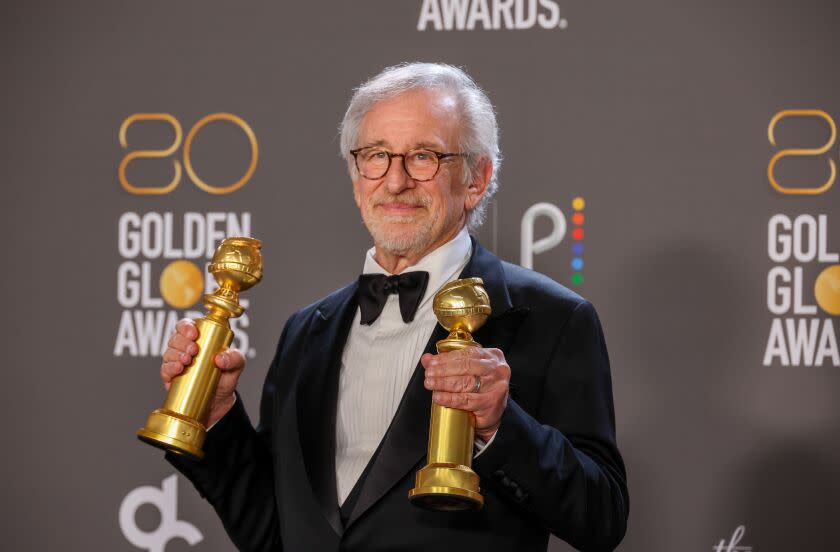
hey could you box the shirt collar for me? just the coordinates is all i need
[362,227,472,308]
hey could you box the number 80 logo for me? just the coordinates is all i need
[768,109,836,195]
[118,112,258,195]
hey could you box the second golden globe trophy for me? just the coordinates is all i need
[409,277,491,511]
[137,237,263,459]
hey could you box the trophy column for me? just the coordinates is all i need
[137,237,262,459]
[408,278,491,511]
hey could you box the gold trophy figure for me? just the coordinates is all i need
[409,277,491,511]
[137,237,263,459]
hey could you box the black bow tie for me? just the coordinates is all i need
[358,271,430,325]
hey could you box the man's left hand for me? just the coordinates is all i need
[421,347,511,443]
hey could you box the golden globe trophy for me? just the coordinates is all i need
[409,277,491,511]
[137,237,263,459]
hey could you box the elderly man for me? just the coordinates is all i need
[161,62,628,552]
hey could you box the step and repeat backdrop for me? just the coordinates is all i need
[2,1,839,550]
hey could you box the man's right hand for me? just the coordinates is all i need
[160,318,246,428]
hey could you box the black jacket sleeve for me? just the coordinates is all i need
[473,300,629,552]
[165,320,295,552]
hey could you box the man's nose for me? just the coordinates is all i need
[383,155,415,193]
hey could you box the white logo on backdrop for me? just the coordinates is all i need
[521,202,567,269]
[764,214,840,366]
[713,525,752,552]
[418,0,568,31]
[113,211,254,358]
[119,474,203,552]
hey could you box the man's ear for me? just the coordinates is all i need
[349,161,363,208]
[464,156,492,211]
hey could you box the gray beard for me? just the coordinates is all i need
[364,214,437,257]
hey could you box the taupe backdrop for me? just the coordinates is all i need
[2,1,839,550]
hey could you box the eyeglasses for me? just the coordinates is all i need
[349,146,468,181]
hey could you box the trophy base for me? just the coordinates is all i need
[137,408,206,460]
[408,463,484,511]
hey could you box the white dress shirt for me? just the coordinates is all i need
[334,228,474,504]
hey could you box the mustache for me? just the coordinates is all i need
[370,192,431,208]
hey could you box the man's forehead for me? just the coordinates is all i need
[359,138,447,150]
[357,89,460,148]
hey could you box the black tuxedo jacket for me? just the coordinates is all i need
[167,239,628,552]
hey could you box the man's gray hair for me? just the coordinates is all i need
[339,62,501,231]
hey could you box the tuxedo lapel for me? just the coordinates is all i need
[296,282,358,537]
[465,239,529,352]
[344,238,529,527]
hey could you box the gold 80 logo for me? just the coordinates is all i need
[118,112,258,195]
[767,109,836,195]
